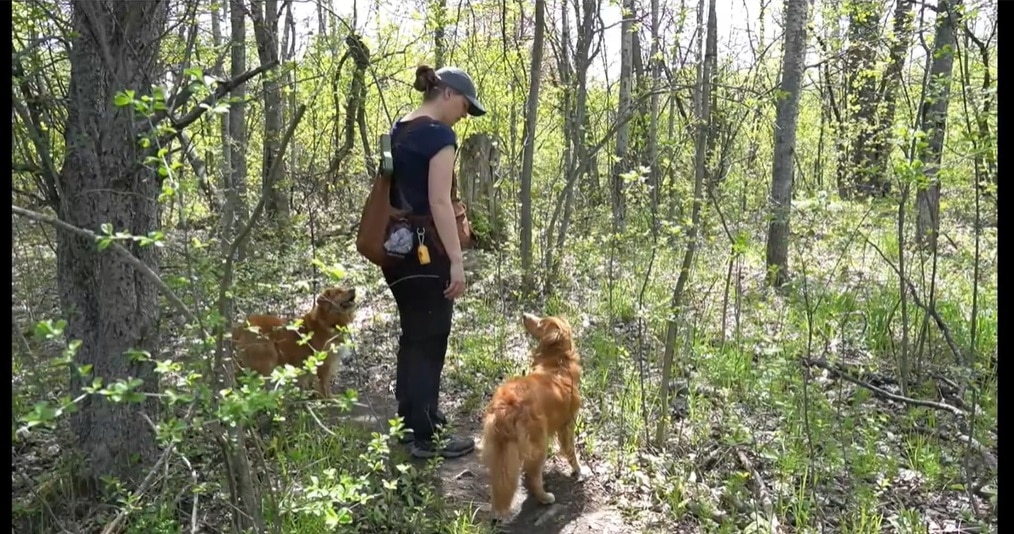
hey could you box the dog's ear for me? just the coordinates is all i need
[540,317,570,345]
[557,316,572,338]
[542,325,560,345]
[317,288,337,308]
[554,316,572,335]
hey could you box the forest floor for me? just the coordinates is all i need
[11,221,998,533]
[317,240,997,533]
[328,279,648,534]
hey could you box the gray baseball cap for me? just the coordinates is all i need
[436,66,487,117]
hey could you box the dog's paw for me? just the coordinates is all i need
[537,491,556,505]
[488,507,511,524]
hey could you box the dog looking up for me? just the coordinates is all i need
[481,312,584,522]
[231,286,357,399]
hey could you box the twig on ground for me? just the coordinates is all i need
[694,442,727,472]
[735,448,774,519]
[801,357,967,417]
[931,372,971,411]
[533,505,565,527]
[933,372,962,392]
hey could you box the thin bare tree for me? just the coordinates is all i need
[612,0,635,232]
[915,0,963,251]
[519,0,547,293]
[250,0,290,225]
[228,0,250,258]
[765,0,810,287]
[656,0,717,446]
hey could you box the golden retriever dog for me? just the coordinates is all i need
[481,312,584,521]
[231,286,357,399]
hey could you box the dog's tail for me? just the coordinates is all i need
[481,400,537,518]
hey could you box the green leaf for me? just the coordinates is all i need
[83,377,104,393]
[33,319,65,340]
[124,348,151,362]
[21,401,59,428]
[113,91,134,107]
[324,507,340,528]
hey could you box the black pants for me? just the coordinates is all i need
[382,235,453,443]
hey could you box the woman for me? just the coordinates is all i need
[383,65,486,459]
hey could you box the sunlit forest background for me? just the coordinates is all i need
[11,0,996,532]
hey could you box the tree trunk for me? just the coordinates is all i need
[655,0,717,447]
[964,3,996,210]
[612,0,634,232]
[558,0,596,243]
[213,2,234,241]
[765,0,810,287]
[629,4,650,171]
[648,0,661,215]
[228,0,250,258]
[841,0,886,198]
[871,0,916,173]
[250,0,289,225]
[546,0,599,287]
[459,133,504,245]
[544,0,573,289]
[282,1,298,214]
[431,0,448,68]
[519,0,546,293]
[915,0,963,252]
[316,0,327,37]
[58,0,169,490]
[332,33,370,177]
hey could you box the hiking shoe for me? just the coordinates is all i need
[410,435,475,459]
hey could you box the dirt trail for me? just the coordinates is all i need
[329,294,641,534]
[333,390,636,534]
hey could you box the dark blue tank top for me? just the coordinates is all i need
[389,117,458,216]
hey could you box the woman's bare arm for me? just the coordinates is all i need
[428,146,463,265]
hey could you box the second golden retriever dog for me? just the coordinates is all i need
[231,286,358,399]
[481,312,584,521]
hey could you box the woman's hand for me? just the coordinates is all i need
[428,144,466,301]
[445,260,466,299]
